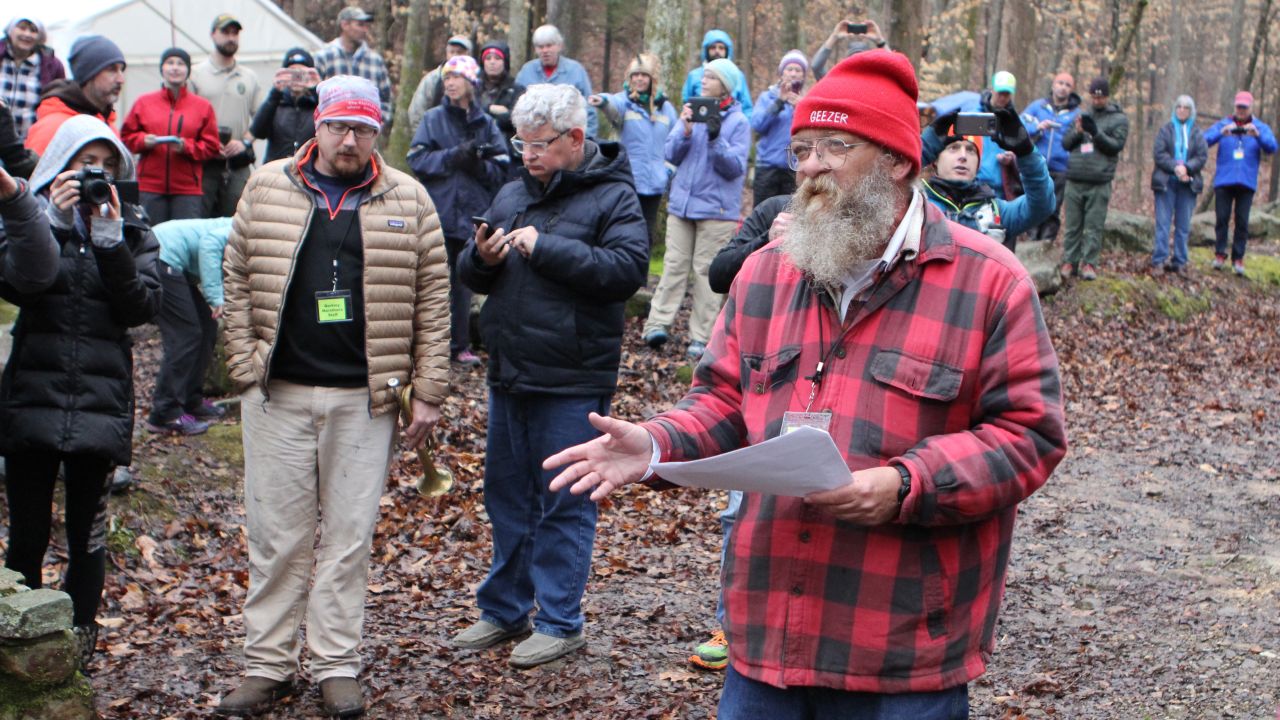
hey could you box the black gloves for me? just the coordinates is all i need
[930,110,958,138]
[706,113,722,142]
[452,140,478,171]
[992,106,1034,157]
[1081,115,1098,136]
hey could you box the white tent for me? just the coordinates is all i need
[40,0,326,127]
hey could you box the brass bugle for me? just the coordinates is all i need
[399,386,454,497]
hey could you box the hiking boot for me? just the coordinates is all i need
[1213,254,1227,270]
[451,619,531,649]
[643,329,668,349]
[213,676,296,718]
[72,623,99,672]
[689,629,729,671]
[508,631,586,669]
[1059,262,1075,279]
[1233,260,1245,276]
[1079,264,1098,281]
[320,677,365,718]
[686,341,707,361]
[145,413,209,436]
[451,350,482,367]
[189,399,228,421]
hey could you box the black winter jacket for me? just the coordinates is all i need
[407,100,509,241]
[1151,120,1208,194]
[459,141,649,396]
[251,87,319,164]
[708,194,788,293]
[0,203,162,465]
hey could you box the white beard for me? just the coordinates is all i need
[780,160,904,289]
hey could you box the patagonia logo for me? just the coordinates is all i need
[387,219,405,228]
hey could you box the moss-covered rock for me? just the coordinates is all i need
[0,670,94,720]
[0,630,76,685]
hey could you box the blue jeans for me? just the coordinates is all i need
[718,665,970,720]
[476,390,607,637]
[715,490,743,627]
[1153,183,1196,269]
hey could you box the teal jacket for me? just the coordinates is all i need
[153,217,233,306]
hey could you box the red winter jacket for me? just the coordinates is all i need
[121,86,221,196]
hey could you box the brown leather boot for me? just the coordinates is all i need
[213,676,295,717]
[320,677,365,718]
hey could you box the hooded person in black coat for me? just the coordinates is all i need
[477,41,526,178]
[250,48,320,164]
[0,115,161,666]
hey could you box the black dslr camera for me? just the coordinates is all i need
[76,167,139,206]
[473,143,504,159]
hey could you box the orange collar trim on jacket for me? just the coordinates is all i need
[293,141,380,221]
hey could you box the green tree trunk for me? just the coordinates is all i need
[644,0,693,102]
[385,0,431,172]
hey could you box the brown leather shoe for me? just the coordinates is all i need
[213,676,295,717]
[320,677,366,718]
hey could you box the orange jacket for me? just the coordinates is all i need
[25,91,118,156]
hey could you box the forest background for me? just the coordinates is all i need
[279,0,1278,215]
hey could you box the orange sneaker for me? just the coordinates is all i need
[689,629,729,671]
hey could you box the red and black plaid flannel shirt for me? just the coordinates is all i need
[643,203,1067,693]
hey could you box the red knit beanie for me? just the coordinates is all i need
[792,49,922,175]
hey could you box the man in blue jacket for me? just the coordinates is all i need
[514,25,598,138]
[749,50,806,204]
[681,30,752,117]
[454,84,648,669]
[1022,72,1082,241]
[1205,90,1277,275]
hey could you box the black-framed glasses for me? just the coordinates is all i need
[511,129,569,156]
[322,121,379,140]
[786,137,867,171]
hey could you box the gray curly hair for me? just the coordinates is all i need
[511,84,587,134]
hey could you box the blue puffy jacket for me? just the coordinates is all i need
[665,101,750,222]
[515,55,599,138]
[1022,93,1083,173]
[152,217,233,306]
[596,91,678,196]
[750,86,794,170]
[920,127,1056,238]
[681,30,753,117]
[407,100,509,242]
[1205,116,1278,191]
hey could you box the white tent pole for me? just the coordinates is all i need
[169,0,176,47]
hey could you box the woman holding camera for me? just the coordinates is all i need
[0,115,162,667]
[750,50,808,205]
[642,58,749,360]
[588,53,678,246]
[408,55,508,367]
[250,48,321,164]
[120,48,221,223]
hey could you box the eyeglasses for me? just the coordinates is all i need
[511,129,570,156]
[786,137,867,171]
[322,122,379,140]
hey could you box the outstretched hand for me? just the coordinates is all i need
[930,110,958,138]
[544,412,653,501]
[992,106,1034,156]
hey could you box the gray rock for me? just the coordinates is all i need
[626,288,653,319]
[0,672,95,720]
[1102,211,1154,254]
[0,629,77,684]
[1189,209,1280,245]
[1014,239,1064,296]
[0,570,26,598]
[0,590,73,640]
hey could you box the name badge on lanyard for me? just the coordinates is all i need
[1233,145,1246,161]
[782,411,832,434]
[1080,142,1094,154]
[315,289,353,323]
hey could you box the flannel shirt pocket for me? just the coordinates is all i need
[869,349,963,402]
[740,345,802,396]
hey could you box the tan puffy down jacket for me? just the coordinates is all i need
[223,140,450,416]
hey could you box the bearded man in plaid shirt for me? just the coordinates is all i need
[546,50,1067,720]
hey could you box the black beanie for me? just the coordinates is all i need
[160,47,191,71]
[282,47,315,68]
[69,35,126,84]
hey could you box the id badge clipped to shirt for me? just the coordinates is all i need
[781,411,833,435]
[315,289,353,323]
[1080,142,1094,154]
[1233,146,1246,161]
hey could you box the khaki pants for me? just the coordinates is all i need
[644,217,736,344]
[240,381,396,681]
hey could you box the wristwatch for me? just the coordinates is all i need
[894,464,911,506]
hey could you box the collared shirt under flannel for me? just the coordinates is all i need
[2,50,42,139]
[313,40,393,120]
[643,202,1066,693]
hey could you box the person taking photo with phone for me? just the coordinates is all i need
[749,50,808,205]
[642,58,749,360]
[1060,77,1128,281]
[1,115,161,671]
[1022,73,1082,241]
[1204,90,1277,276]
[810,17,886,80]
[121,47,221,223]
[251,48,321,164]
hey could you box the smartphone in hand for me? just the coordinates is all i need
[472,216,494,240]
[955,112,998,136]
[845,22,869,34]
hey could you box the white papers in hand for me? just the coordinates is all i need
[652,426,851,496]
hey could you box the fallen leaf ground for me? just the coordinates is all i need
[2,244,1278,719]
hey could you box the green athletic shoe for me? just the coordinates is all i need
[689,629,728,671]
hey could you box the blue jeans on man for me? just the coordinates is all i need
[1152,182,1197,270]
[718,665,970,720]
[476,390,608,637]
